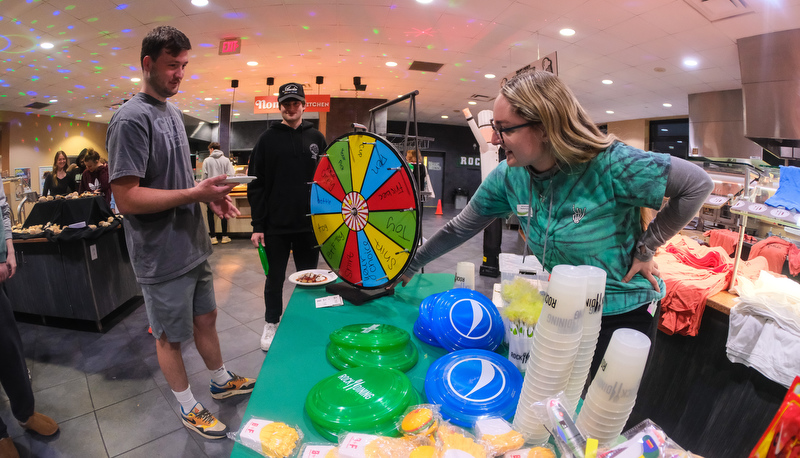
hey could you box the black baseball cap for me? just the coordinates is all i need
[278,82,305,103]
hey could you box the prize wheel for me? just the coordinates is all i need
[310,132,421,289]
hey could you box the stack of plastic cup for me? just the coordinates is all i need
[513,265,586,445]
[577,328,651,444]
[563,265,607,412]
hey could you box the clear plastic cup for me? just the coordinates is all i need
[541,265,587,333]
[577,265,606,328]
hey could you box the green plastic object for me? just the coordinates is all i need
[326,341,419,372]
[257,241,269,275]
[304,366,422,441]
[329,324,410,351]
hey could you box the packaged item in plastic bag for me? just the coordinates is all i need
[750,376,800,458]
[473,416,524,456]
[502,445,557,458]
[529,393,585,458]
[597,419,699,458]
[436,421,488,457]
[228,417,303,458]
[337,432,423,458]
[297,443,338,458]
[398,404,440,440]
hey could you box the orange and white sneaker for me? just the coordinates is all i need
[181,403,227,440]
[210,371,256,400]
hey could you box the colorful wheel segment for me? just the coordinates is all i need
[310,132,421,289]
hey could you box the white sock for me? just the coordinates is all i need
[173,386,198,414]
[211,365,231,386]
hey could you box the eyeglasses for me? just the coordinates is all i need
[490,119,537,143]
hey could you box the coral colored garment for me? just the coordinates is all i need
[656,235,768,336]
[749,236,800,276]
[704,229,757,256]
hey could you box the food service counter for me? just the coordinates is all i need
[6,228,141,330]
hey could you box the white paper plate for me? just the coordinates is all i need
[289,269,337,286]
[223,176,256,185]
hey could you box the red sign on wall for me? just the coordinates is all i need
[253,95,331,113]
[218,38,241,55]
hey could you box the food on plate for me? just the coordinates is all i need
[296,272,328,283]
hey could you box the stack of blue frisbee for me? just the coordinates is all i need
[413,288,504,352]
[424,349,522,427]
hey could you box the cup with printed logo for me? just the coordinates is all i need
[538,265,587,336]
[585,328,650,410]
[577,265,606,328]
[454,261,476,290]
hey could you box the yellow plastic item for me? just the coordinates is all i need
[409,445,437,458]
[528,447,556,458]
[401,407,437,436]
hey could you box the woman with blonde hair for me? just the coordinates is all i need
[42,150,76,197]
[400,70,714,379]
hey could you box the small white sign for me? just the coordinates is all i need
[315,295,344,308]
[89,244,98,260]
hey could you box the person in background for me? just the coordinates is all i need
[398,70,714,382]
[202,142,234,245]
[79,148,112,206]
[247,82,327,352]
[406,149,428,215]
[72,148,89,189]
[42,150,77,197]
[0,177,59,458]
[106,25,255,440]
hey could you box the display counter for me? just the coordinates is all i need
[629,288,785,455]
[231,273,453,456]
[232,274,784,456]
[7,225,141,330]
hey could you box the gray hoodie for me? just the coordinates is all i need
[202,149,234,179]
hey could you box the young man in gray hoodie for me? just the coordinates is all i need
[202,142,235,244]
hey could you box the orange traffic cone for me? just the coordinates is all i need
[435,199,443,215]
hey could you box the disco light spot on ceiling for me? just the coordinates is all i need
[75,84,85,89]
[117,4,128,9]
[223,12,244,19]
[199,43,213,47]
[53,11,60,16]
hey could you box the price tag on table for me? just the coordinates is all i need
[315,295,344,308]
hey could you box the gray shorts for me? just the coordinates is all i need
[141,260,216,343]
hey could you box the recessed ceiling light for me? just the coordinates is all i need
[50,99,58,103]
[183,109,190,112]
[468,101,477,105]
[40,42,54,49]
[130,77,141,82]
[95,114,102,117]
[386,61,397,67]
[485,74,496,79]
[234,113,240,116]
[602,79,613,85]
[191,0,208,6]
[606,110,614,114]
[416,0,433,3]
[663,103,672,107]
[441,115,449,119]
[559,28,576,37]
[247,61,258,66]
[683,58,698,67]
[204,97,212,101]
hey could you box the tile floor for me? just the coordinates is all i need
[1,206,525,457]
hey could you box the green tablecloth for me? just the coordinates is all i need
[231,273,453,457]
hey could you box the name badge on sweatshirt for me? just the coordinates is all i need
[516,204,530,216]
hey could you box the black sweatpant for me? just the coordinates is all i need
[263,232,320,323]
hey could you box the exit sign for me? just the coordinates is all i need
[218,38,241,55]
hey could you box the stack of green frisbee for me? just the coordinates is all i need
[305,366,422,441]
[326,323,418,372]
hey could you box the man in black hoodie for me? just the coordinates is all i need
[248,82,327,351]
